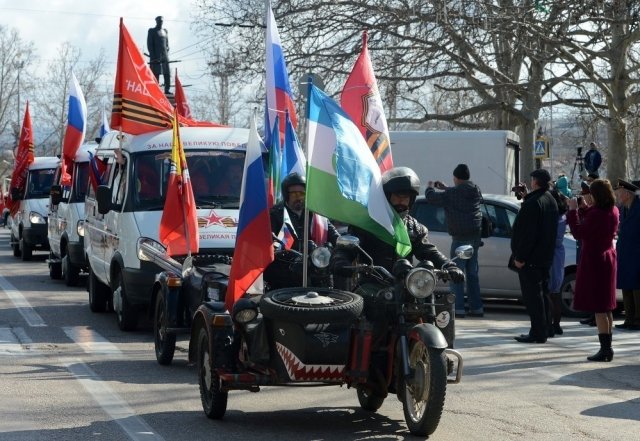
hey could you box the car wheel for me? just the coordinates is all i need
[559,271,587,317]
[49,252,63,280]
[259,287,363,324]
[20,237,32,261]
[154,290,176,365]
[112,270,138,331]
[88,265,110,313]
[62,254,80,286]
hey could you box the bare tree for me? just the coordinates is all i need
[192,1,640,180]
[0,25,37,153]
[32,43,107,156]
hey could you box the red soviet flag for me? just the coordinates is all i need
[159,109,199,256]
[7,101,35,215]
[340,30,393,173]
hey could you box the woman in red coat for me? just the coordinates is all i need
[567,179,619,361]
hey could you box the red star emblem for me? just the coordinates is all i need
[200,210,225,228]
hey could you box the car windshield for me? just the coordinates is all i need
[133,150,246,211]
[25,168,56,199]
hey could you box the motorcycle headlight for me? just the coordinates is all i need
[311,246,331,269]
[29,211,46,224]
[76,220,85,237]
[405,267,436,299]
[137,237,167,261]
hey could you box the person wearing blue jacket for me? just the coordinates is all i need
[614,179,640,330]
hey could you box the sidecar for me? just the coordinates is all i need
[143,244,232,366]
[188,286,366,419]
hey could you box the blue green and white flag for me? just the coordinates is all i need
[305,84,411,257]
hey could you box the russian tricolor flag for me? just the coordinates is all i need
[225,114,274,312]
[280,110,305,182]
[61,72,87,185]
[63,72,87,162]
[265,2,297,145]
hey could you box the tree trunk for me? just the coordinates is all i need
[607,116,627,182]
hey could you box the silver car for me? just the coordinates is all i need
[410,194,586,315]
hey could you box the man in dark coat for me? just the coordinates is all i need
[510,169,559,343]
[614,179,640,330]
[583,142,602,175]
[147,16,171,94]
[425,163,484,318]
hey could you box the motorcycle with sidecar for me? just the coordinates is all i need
[160,235,471,437]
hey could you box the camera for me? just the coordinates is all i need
[511,184,526,200]
[577,147,583,156]
[577,196,584,205]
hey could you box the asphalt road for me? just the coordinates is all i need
[0,228,639,441]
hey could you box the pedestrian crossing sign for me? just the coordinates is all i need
[534,138,548,159]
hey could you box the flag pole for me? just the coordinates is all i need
[175,111,192,259]
[301,74,314,288]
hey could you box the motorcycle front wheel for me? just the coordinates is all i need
[401,341,447,436]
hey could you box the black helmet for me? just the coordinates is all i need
[382,167,420,197]
[281,172,306,198]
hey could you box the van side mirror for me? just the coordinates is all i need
[50,185,62,206]
[96,185,112,215]
[10,187,22,201]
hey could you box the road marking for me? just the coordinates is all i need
[0,274,46,327]
[64,359,165,441]
[63,326,165,439]
[63,326,123,358]
[0,327,27,355]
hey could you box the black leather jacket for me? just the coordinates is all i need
[346,211,450,273]
[270,202,340,251]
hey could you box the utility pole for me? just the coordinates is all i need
[208,50,239,125]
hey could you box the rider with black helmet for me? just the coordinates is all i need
[264,172,340,289]
[335,167,465,283]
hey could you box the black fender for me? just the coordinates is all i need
[407,323,448,350]
[188,301,229,364]
[149,271,180,323]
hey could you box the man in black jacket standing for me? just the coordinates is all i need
[511,169,559,343]
[425,163,484,318]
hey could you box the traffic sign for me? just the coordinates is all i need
[534,138,548,159]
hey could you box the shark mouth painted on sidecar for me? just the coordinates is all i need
[276,342,345,381]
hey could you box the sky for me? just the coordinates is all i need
[0,0,212,93]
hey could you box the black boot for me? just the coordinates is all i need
[587,333,613,362]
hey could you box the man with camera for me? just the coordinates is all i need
[425,163,484,318]
[584,142,602,175]
[510,169,559,343]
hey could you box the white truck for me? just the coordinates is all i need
[389,130,520,195]
[9,157,60,260]
[84,127,249,331]
[47,143,95,286]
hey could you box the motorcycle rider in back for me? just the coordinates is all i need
[333,167,465,287]
[264,172,340,289]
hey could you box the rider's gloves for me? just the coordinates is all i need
[443,262,465,283]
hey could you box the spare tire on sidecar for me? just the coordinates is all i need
[258,287,364,382]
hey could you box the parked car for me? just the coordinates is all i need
[410,194,588,315]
